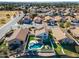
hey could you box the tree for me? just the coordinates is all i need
[60,22,64,28]
[64,21,71,29]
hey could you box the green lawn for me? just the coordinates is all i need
[61,44,79,57]
[50,33,63,55]
[0,41,8,49]
[63,49,79,57]
[26,35,35,49]
[26,34,53,50]
[0,40,8,57]
[54,43,63,55]
[29,35,35,41]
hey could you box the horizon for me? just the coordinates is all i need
[0,0,79,2]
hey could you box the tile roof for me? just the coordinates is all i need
[70,26,79,37]
[52,27,66,41]
[44,16,52,21]
[54,16,62,21]
[33,16,42,21]
[8,28,29,41]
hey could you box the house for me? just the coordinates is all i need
[46,10,54,16]
[40,8,49,13]
[71,17,79,26]
[47,17,57,26]
[33,16,42,24]
[61,16,73,22]
[52,27,66,41]
[44,16,52,22]
[44,16,57,26]
[30,27,49,40]
[52,27,74,44]
[70,26,79,38]
[29,7,37,14]
[23,16,32,24]
[54,16,62,22]
[8,28,29,50]
[35,28,49,40]
[65,16,73,21]
[70,15,79,26]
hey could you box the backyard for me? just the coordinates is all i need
[26,34,54,52]
[50,28,64,56]
[61,44,79,57]
[26,35,35,49]
[53,43,63,55]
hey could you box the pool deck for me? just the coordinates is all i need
[25,32,56,57]
[37,52,55,57]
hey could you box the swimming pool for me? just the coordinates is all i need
[28,40,43,50]
[30,43,42,49]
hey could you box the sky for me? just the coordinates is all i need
[0,0,79,2]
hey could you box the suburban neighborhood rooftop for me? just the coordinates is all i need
[8,28,29,41]
[52,27,66,41]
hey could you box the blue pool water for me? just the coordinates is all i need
[29,43,42,49]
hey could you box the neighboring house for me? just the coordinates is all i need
[40,8,49,13]
[59,37,75,44]
[54,16,62,22]
[44,16,57,26]
[37,33,49,40]
[59,12,64,16]
[71,20,79,23]
[75,15,79,20]
[23,16,32,24]
[47,17,57,26]
[37,13,46,16]
[35,28,49,40]
[30,27,49,40]
[71,18,79,23]
[70,26,79,38]
[46,10,54,16]
[44,16,52,22]
[61,16,73,22]
[71,18,79,26]
[33,16,42,24]
[65,16,72,21]
[52,27,74,43]
[8,28,29,50]
[29,8,36,14]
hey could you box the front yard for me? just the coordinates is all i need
[53,42,64,55]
